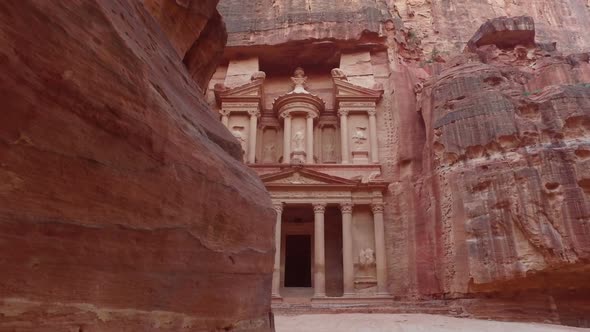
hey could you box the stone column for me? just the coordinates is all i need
[247,110,260,164]
[272,203,284,298]
[220,110,230,128]
[306,114,315,164]
[282,113,291,164]
[372,203,388,295]
[368,109,379,163]
[313,203,326,297]
[340,202,354,296]
[338,110,350,164]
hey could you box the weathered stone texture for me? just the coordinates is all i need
[217,0,391,46]
[390,0,590,54]
[407,20,590,324]
[0,1,274,331]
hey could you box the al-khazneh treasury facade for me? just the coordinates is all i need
[208,55,393,304]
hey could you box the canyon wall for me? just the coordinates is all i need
[218,0,590,326]
[0,1,274,331]
[390,0,590,54]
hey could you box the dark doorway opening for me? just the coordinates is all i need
[284,235,312,287]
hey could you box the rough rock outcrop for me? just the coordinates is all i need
[215,0,590,325]
[404,16,590,325]
[391,0,590,54]
[144,0,227,91]
[218,0,391,47]
[0,1,274,331]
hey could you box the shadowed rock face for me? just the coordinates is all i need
[0,1,274,331]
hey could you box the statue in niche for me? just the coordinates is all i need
[293,130,305,152]
[324,143,335,162]
[231,126,247,157]
[290,67,309,93]
[262,143,276,163]
[352,126,368,150]
[359,248,375,268]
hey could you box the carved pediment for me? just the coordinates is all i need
[332,69,384,105]
[215,75,265,107]
[261,168,358,186]
[334,79,383,100]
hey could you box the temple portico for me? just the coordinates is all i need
[212,63,393,305]
[263,167,390,303]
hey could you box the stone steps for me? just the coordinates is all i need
[273,300,467,317]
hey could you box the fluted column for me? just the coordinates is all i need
[368,109,379,163]
[338,110,350,164]
[340,202,354,296]
[282,113,292,164]
[220,110,230,128]
[313,203,326,297]
[372,203,389,295]
[306,114,315,164]
[247,110,260,164]
[272,203,284,298]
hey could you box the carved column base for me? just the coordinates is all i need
[352,150,369,165]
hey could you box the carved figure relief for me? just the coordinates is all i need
[263,143,276,163]
[359,248,376,268]
[322,127,337,163]
[352,126,368,150]
[291,67,309,93]
[293,130,305,152]
[232,126,246,147]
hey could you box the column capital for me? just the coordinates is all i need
[273,202,284,213]
[307,113,318,119]
[220,109,231,116]
[313,203,327,213]
[280,112,292,119]
[371,203,385,214]
[338,109,350,117]
[247,109,261,117]
[340,202,353,214]
[367,109,377,117]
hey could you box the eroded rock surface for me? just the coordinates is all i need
[407,16,590,325]
[214,0,590,325]
[0,1,274,331]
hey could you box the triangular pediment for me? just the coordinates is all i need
[215,79,264,106]
[261,168,358,186]
[333,78,384,102]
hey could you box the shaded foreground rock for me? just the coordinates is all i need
[0,1,274,331]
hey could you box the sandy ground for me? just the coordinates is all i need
[275,314,588,332]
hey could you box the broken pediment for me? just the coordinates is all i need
[214,73,265,107]
[332,68,384,104]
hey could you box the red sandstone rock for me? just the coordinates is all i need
[214,1,590,325]
[413,17,590,325]
[0,1,274,331]
[466,16,536,51]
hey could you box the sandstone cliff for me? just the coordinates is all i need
[0,1,274,331]
[217,0,590,326]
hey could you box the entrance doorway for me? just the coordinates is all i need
[284,235,312,287]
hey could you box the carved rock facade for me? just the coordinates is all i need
[0,1,274,331]
[216,1,590,326]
